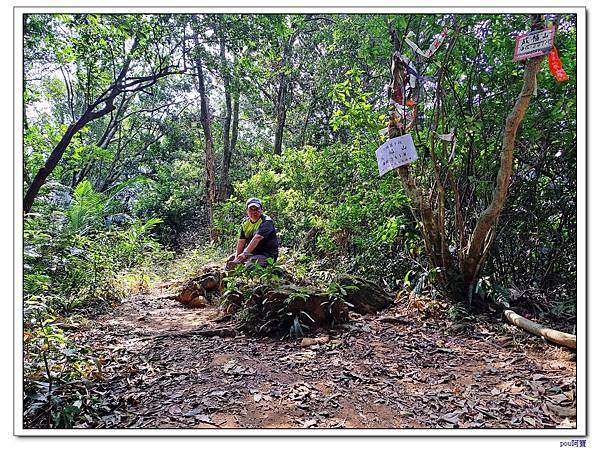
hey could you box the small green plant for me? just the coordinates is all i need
[226,257,284,286]
[411,267,442,297]
[549,299,576,317]
[248,258,284,285]
[402,269,414,290]
[470,276,511,309]
[321,281,356,320]
[286,287,311,305]
[448,302,473,321]
[221,272,246,315]
[285,289,315,338]
[288,315,309,339]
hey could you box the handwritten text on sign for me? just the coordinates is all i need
[513,28,555,62]
[376,134,418,176]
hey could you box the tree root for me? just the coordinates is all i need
[152,327,238,340]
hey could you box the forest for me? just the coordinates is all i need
[21,12,579,431]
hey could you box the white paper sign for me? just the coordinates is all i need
[376,134,418,176]
[513,28,555,62]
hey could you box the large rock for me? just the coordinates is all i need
[335,274,395,315]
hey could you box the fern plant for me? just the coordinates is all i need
[66,180,106,235]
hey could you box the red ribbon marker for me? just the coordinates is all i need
[548,46,569,82]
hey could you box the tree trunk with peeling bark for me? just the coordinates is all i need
[387,15,545,300]
[460,55,544,284]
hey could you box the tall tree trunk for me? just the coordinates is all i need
[220,91,239,200]
[194,37,217,239]
[387,27,454,285]
[460,54,543,284]
[299,93,317,148]
[230,94,239,162]
[273,78,288,156]
[218,32,237,201]
[273,23,299,155]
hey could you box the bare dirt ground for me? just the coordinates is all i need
[67,286,577,430]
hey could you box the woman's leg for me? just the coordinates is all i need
[244,255,269,268]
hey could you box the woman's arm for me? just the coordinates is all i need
[235,238,247,256]
[243,234,264,255]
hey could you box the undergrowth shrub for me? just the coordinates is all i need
[221,255,357,339]
[213,143,419,288]
[23,180,170,428]
[23,299,105,428]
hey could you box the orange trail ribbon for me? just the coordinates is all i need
[548,46,569,82]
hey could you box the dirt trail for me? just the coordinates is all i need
[68,287,577,429]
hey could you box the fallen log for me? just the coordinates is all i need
[503,309,576,349]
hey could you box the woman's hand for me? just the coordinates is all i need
[233,253,248,264]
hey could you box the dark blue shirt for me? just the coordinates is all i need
[239,214,279,259]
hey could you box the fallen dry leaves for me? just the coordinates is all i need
[63,290,577,429]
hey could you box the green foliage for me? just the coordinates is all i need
[549,295,576,318]
[330,69,379,134]
[223,258,285,293]
[132,125,207,247]
[24,179,166,308]
[322,281,357,320]
[22,11,578,424]
[23,300,104,428]
[221,257,354,338]
[66,180,106,234]
[448,302,474,322]
[221,260,289,335]
[111,217,164,268]
[23,183,168,427]
[214,140,418,285]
